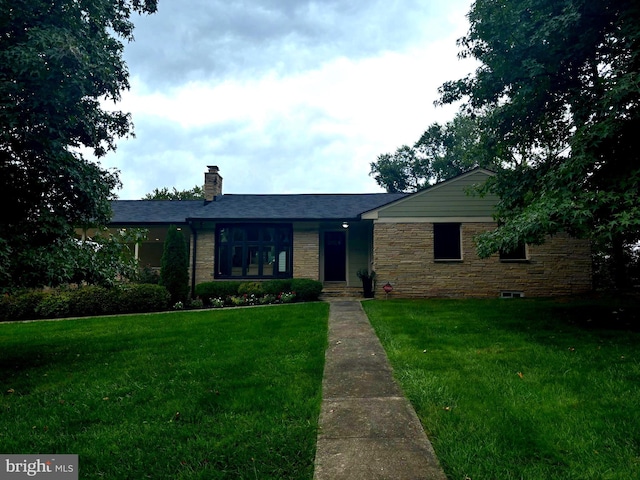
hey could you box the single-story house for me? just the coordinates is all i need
[105,166,592,298]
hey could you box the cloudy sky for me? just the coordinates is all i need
[104,0,476,199]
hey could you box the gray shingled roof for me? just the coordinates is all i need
[109,193,406,224]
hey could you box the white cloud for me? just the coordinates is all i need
[104,0,476,198]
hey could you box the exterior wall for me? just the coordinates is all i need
[347,222,372,286]
[293,224,319,280]
[193,228,216,285]
[373,170,498,220]
[373,222,592,298]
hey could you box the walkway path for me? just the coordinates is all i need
[313,300,447,480]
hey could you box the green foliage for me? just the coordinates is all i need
[238,282,265,296]
[194,279,321,305]
[0,0,157,293]
[0,284,170,321]
[262,279,293,295]
[142,185,205,200]
[136,265,160,285]
[370,113,499,192]
[438,0,640,281]
[114,284,170,314]
[194,281,243,302]
[365,298,640,479]
[290,279,323,302]
[0,304,328,478]
[159,225,189,304]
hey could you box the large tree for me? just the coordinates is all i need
[370,113,498,192]
[0,0,157,291]
[439,0,640,285]
[143,186,205,200]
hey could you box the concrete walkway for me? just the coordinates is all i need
[313,300,447,480]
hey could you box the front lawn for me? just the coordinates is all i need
[0,303,329,479]
[363,298,640,480]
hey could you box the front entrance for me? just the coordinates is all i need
[324,231,346,281]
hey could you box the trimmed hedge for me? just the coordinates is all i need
[0,284,170,322]
[290,279,323,301]
[195,278,323,304]
[194,281,244,302]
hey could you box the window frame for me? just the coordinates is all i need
[433,223,463,261]
[499,243,529,262]
[215,223,293,279]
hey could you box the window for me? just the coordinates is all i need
[499,243,528,261]
[216,224,292,278]
[434,223,462,260]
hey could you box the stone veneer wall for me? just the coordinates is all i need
[373,222,592,298]
[293,227,319,280]
[193,229,216,286]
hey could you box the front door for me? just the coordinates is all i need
[324,231,346,281]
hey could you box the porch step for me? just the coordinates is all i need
[321,283,364,298]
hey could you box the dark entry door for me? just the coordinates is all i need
[324,231,346,281]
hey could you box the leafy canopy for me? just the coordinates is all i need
[370,113,499,193]
[0,0,157,291]
[143,186,205,200]
[438,0,640,257]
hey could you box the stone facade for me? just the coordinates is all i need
[293,226,320,280]
[193,229,216,285]
[373,222,592,298]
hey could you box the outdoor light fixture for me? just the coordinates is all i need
[342,221,349,229]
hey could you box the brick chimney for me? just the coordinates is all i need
[204,165,222,201]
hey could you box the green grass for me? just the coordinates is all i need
[363,298,640,480]
[0,303,329,479]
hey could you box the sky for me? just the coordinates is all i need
[104,0,477,199]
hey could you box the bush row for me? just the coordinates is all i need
[194,279,323,305]
[0,284,171,322]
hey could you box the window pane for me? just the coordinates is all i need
[232,229,244,242]
[434,223,461,260]
[218,245,230,276]
[278,229,291,244]
[247,227,259,241]
[263,246,275,276]
[278,248,290,274]
[500,243,527,260]
[232,246,243,276]
[215,224,293,278]
[247,246,260,275]
[263,228,274,242]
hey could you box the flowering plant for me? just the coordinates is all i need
[210,297,225,308]
[278,291,296,304]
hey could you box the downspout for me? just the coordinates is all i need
[189,221,198,298]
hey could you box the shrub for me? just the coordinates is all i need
[279,292,296,303]
[238,282,264,296]
[67,285,113,317]
[114,284,171,314]
[1,290,47,321]
[195,281,242,303]
[159,225,189,304]
[290,279,323,301]
[36,290,71,318]
[262,279,292,295]
[137,265,160,285]
[189,298,204,309]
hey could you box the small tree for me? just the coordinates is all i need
[160,226,189,305]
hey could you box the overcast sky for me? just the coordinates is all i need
[104,0,476,199]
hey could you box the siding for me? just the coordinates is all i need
[375,170,498,219]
